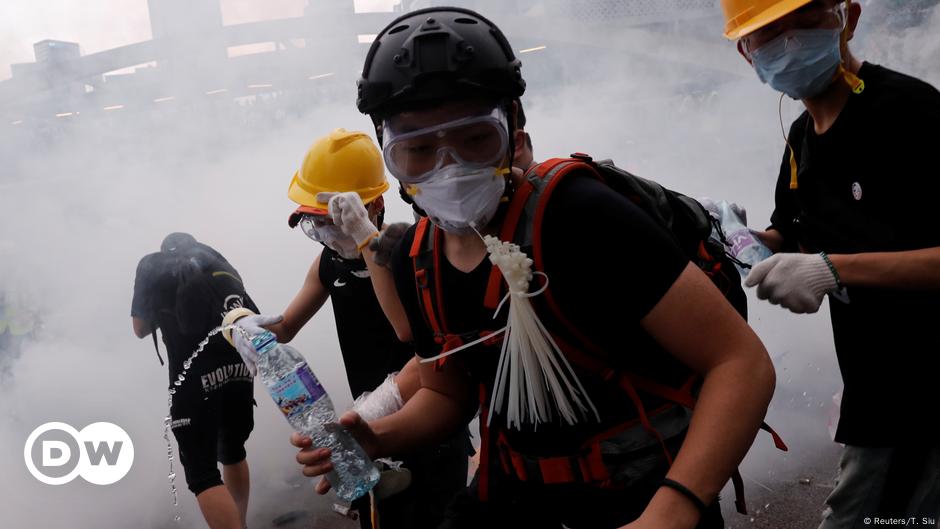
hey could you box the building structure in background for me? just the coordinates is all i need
[2,0,934,152]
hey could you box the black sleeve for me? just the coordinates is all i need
[131,253,161,320]
[768,114,807,250]
[540,174,689,327]
[390,224,439,358]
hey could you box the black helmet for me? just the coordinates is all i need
[357,7,526,118]
[160,232,197,254]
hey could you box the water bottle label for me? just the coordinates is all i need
[269,365,326,418]
[727,229,759,257]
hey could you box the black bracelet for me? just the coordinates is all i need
[660,478,708,514]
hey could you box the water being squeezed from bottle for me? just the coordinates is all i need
[162,324,377,525]
[162,324,231,524]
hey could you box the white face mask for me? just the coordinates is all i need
[408,165,506,234]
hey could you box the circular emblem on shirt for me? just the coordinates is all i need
[851,182,863,201]
[223,294,244,312]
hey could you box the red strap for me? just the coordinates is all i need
[615,372,674,466]
[545,331,681,466]
[495,434,611,485]
[509,450,529,481]
[411,218,444,338]
[416,268,443,338]
[431,225,451,333]
[529,157,575,179]
[538,456,576,484]
[483,179,536,310]
[411,219,456,368]
[483,268,504,312]
[761,422,789,452]
[583,443,609,482]
[409,217,429,258]
[499,179,535,241]
[528,159,612,360]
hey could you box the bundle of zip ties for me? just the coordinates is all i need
[421,233,599,429]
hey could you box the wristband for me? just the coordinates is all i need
[660,478,708,514]
[357,231,380,251]
[819,251,843,288]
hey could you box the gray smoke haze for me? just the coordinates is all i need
[0,1,937,528]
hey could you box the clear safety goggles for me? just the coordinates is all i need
[382,106,509,184]
[741,2,847,56]
[297,214,334,242]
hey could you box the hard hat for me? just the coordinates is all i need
[287,129,389,215]
[721,0,816,39]
[357,7,525,119]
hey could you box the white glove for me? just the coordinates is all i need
[231,314,283,376]
[352,373,404,423]
[699,197,747,226]
[316,191,379,248]
[744,253,838,314]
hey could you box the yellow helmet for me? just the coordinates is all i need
[721,0,815,40]
[287,128,389,214]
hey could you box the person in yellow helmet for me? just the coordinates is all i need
[721,1,940,527]
[225,129,470,529]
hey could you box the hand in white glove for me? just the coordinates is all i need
[368,222,410,268]
[744,253,838,314]
[316,192,379,248]
[231,314,283,376]
[699,197,747,226]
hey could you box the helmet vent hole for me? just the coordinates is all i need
[454,17,478,24]
[389,24,409,35]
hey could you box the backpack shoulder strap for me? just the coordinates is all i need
[409,217,448,339]
[484,157,604,308]
[151,327,164,366]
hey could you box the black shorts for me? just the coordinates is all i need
[170,380,254,495]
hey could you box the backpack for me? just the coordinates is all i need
[585,154,748,317]
[409,153,784,514]
[150,244,254,365]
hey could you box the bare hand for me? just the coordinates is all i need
[289,411,380,495]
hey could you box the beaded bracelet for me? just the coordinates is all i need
[819,251,843,288]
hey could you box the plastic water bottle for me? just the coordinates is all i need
[715,200,772,274]
[251,330,379,501]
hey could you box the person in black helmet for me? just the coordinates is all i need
[132,233,257,529]
[292,8,776,529]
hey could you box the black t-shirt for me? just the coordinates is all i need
[318,247,414,398]
[131,244,257,388]
[392,174,691,455]
[769,63,940,446]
